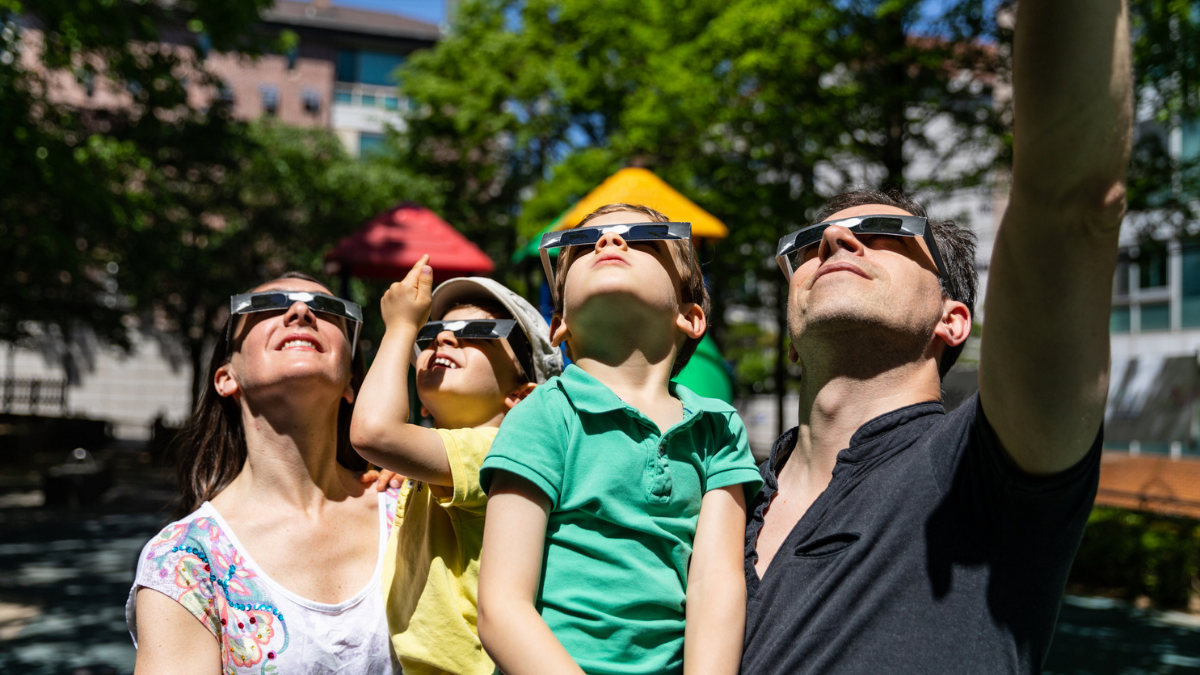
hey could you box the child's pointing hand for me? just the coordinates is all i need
[381,254,434,331]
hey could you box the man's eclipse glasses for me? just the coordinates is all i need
[775,215,947,281]
[228,291,363,356]
[539,222,693,306]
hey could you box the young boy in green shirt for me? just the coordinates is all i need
[351,255,561,675]
[478,204,762,675]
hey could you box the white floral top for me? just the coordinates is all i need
[127,488,400,675]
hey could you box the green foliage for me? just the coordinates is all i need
[1070,507,1200,608]
[393,0,1006,403]
[1126,0,1200,224]
[2,1,435,401]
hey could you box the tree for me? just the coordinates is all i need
[394,0,1007,433]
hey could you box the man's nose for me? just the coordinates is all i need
[595,230,628,252]
[817,225,865,264]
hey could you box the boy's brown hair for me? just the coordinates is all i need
[553,203,710,376]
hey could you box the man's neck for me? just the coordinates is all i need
[781,357,943,496]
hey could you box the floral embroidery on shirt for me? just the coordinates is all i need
[144,517,288,674]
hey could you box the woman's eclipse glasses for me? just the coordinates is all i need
[228,291,364,356]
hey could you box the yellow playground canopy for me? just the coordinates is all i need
[555,167,729,238]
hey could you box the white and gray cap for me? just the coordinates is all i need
[428,277,563,384]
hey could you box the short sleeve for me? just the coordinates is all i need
[931,394,1102,567]
[704,413,764,499]
[479,385,570,509]
[433,426,498,514]
[126,521,221,646]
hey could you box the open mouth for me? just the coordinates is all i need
[431,354,459,369]
[280,334,323,352]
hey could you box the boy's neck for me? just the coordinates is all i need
[573,355,682,434]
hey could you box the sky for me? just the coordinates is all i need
[337,0,447,26]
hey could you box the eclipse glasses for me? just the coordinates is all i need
[415,319,535,379]
[228,291,364,356]
[775,215,947,281]
[539,222,693,306]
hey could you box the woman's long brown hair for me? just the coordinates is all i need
[172,272,367,517]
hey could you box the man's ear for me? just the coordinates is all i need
[675,303,706,340]
[504,382,537,410]
[934,300,972,349]
[549,314,570,348]
[214,363,240,400]
[788,343,800,363]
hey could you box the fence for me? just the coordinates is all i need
[1,378,68,415]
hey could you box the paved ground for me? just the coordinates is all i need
[1,442,1198,675]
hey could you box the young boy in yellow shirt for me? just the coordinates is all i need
[351,255,561,675]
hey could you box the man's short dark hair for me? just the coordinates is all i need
[814,188,978,377]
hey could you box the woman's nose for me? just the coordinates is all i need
[284,301,318,326]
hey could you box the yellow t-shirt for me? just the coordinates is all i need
[382,426,498,675]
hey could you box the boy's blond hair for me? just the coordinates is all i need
[553,203,710,376]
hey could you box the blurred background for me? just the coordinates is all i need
[2,0,1199,672]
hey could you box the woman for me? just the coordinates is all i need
[127,272,399,674]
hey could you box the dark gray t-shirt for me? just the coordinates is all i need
[742,395,1101,675]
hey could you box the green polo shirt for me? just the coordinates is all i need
[480,365,762,675]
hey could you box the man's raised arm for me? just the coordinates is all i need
[979,0,1132,475]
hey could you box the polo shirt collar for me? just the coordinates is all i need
[556,364,736,418]
[771,400,944,472]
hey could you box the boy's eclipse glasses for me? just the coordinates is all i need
[416,319,535,379]
[228,291,363,356]
[775,215,947,281]
[539,222,693,306]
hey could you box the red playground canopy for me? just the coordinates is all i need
[324,203,494,281]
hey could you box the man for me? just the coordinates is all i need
[742,1,1131,673]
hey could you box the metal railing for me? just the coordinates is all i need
[1,378,68,414]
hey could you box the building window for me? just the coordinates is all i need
[1138,245,1168,289]
[335,89,353,104]
[260,85,279,116]
[1141,302,1171,331]
[336,50,405,86]
[1111,305,1131,333]
[359,132,387,158]
[302,88,321,115]
[385,96,399,110]
[361,93,377,107]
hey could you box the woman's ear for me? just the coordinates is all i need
[675,303,706,340]
[214,363,240,400]
[549,314,570,348]
[504,382,537,410]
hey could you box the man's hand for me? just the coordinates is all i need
[380,254,434,332]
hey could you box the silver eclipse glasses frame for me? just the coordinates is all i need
[228,291,364,356]
[774,215,948,281]
[414,319,536,381]
[415,319,518,348]
[538,222,693,307]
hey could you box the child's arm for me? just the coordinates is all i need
[350,255,452,486]
[684,485,749,675]
[478,471,585,675]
